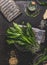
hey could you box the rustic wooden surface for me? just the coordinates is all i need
[0,1,47,65]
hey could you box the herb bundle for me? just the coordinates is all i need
[6,22,40,53]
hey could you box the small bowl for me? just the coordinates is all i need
[27,1,37,12]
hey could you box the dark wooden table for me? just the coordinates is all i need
[0,1,47,65]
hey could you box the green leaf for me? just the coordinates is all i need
[27,23,35,37]
[13,22,22,33]
[21,35,31,44]
[15,41,25,45]
[7,40,15,44]
[7,35,20,39]
[9,27,16,32]
[26,23,36,45]
[34,54,47,65]
[7,29,21,36]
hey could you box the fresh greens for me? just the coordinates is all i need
[33,48,47,65]
[6,22,40,53]
[36,0,47,6]
[33,54,47,65]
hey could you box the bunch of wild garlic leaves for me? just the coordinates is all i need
[7,22,40,53]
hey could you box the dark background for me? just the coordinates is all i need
[0,1,47,65]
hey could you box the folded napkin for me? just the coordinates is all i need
[0,0,21,22]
